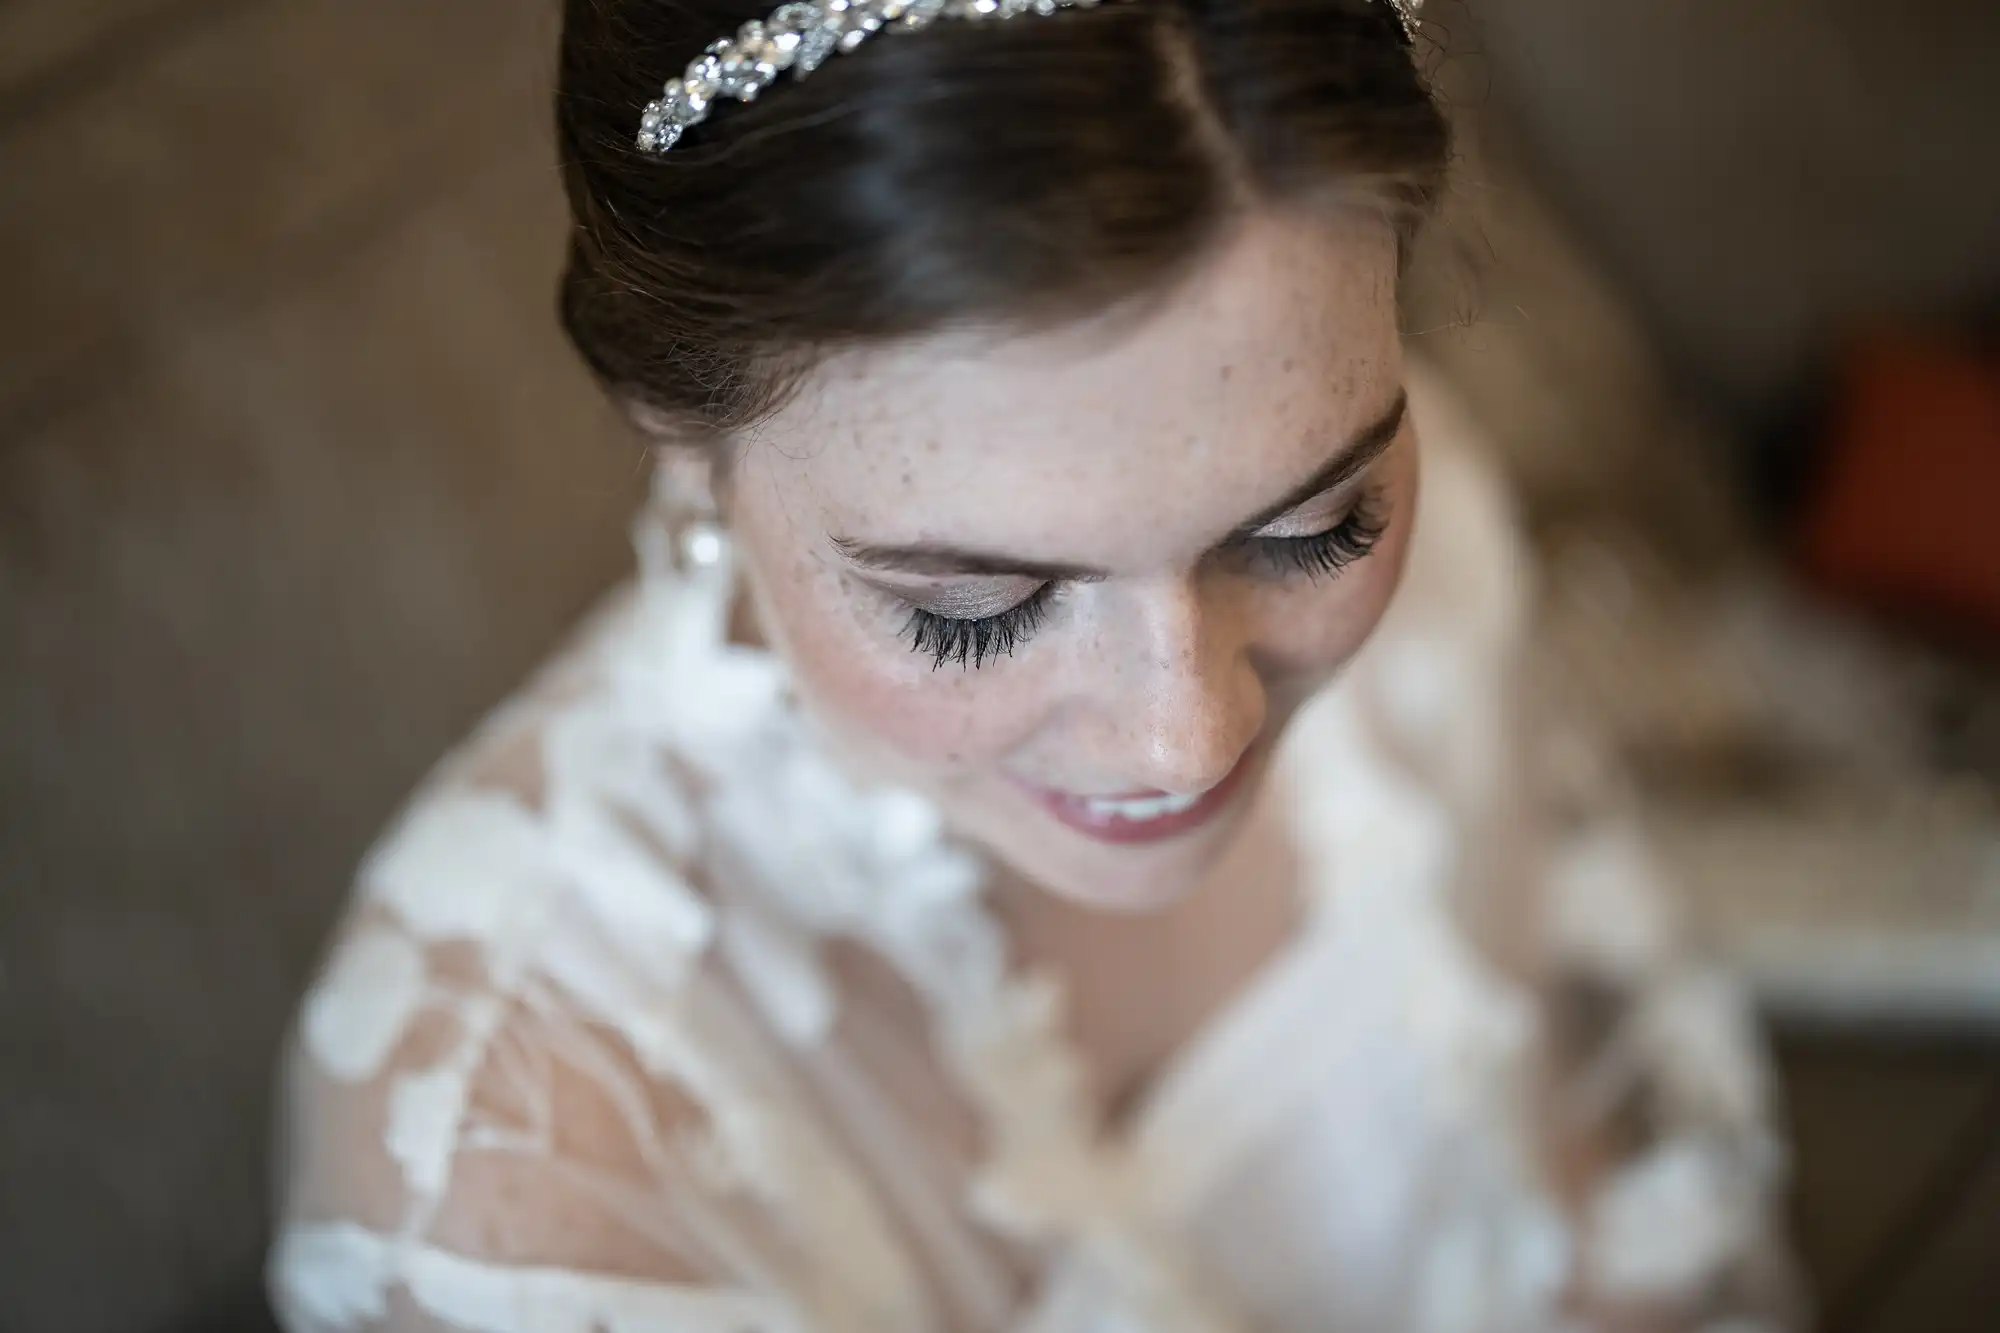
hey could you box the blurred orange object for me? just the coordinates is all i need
[1794,333,2000,648]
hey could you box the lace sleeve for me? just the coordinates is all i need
[268,669,934,1333]
[1387,371,1802,1331]
[1538,818,1804,1333]
[269,949,807,1333]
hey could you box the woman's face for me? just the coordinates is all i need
[727,207,1416,912]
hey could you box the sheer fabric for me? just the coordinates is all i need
[270,373,1795,1333]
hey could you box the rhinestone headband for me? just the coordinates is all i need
[637,0,1423,153]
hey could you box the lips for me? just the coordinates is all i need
[1014,747,1258,845]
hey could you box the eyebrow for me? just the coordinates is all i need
[833,390,1408,581]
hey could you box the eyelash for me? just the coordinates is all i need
[901,490,1388,671]
[904,586,1055,670]
[1251,491,1388,581]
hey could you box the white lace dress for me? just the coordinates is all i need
[269,378,1796,1333]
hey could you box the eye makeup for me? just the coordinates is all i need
[890,484,1391,672]
[1245,490,1387,581]
[904,584,1057,669]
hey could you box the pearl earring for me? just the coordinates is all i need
[678,519,727,570]
[642,448,732,579]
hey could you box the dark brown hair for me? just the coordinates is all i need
[555,0,1448,436]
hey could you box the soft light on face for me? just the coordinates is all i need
[725,207,1417,911]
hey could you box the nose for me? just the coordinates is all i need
[1119,578,1267,794]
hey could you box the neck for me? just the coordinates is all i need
[985,768,1304,1129]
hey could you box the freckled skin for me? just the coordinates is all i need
[726,208,1418,912]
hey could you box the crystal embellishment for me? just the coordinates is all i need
[685,52,725,99]
[635,0,1421,153]
[794,24,841,74]
[715,26,780,97]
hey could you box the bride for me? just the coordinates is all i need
[269,1,1797,1329]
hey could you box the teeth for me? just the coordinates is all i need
[1081,790,1204,822]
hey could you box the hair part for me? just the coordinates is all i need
[555,0,1449,440]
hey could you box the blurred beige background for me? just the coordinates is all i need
[2,3,1996,1332]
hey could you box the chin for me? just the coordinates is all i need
[1036,858,1219,914]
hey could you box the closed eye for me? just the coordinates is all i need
[1245,491,1388,581]
[899,492,1388,671]
[902,585,1055,670]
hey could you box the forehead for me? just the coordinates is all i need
[741,209,1402,562]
